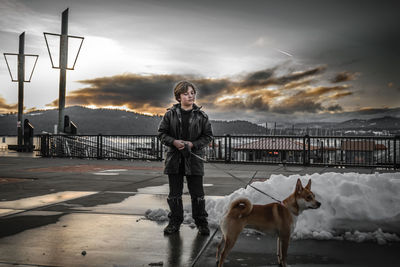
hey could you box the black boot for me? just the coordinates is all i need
[192,197,210,235]
[197,224,210,236]
[164,197,183,235]
[164,220,181,235]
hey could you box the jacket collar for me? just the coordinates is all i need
[169,103,201,112]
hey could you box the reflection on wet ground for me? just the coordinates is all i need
[42,191,223,217]
[198,231,400,267]
[0,211,64,238]
[0,212,212,267]
[0,178,35,184]
[25,165,163,173]
[0,209,24,217]
[137,183,214,194]
[0,191,98,210]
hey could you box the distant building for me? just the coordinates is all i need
[232,138,318,163]
[230,138,388,165]
[341,140,387,164]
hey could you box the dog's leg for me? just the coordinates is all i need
[280,235,290,267]
[216,237,224,264]
[276,236,282,266]
[218,231,240,267]
[218,238,233,267]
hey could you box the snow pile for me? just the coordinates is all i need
[146,172,400,244]
[145,209,169,222]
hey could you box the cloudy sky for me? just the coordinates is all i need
[0,0,399,123]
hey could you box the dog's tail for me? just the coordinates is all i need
[227,198,253,218]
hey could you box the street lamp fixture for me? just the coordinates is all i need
[43,32,84,70]
[3,53,38,82]
[2,32,39,151]
[43,8,84,133]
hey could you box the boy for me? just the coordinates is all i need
[158,81,213,235]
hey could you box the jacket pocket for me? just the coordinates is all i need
[165,151,180,173]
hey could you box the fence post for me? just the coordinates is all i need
[156,136,159,160]
[224,135,228,163]
[321,140,324,164]
[303,135,308,165]
[218,140,222,160]
[308,135,311,165]
[40,134,49,157]
[228,135,232,163]
[157,137,163,161]
[224,134,231,163]
[97,134,103,159]
[394,135,399,169]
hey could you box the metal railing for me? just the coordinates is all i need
[206,135,399,168]
[38,134,162,160]
[36,134,400,169]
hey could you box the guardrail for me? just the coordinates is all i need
[208,135,399,169]
[36,134,400,169]
[38,134,162,160]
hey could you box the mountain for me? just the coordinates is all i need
[1,106,399,136]
[0,106,266,135]
[336,116,400,130]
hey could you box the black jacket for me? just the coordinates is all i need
[158,103,213,175]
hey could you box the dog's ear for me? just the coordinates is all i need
[295,178,303,194]
[305,179,312,190]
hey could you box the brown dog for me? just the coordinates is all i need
[216,178,321,267]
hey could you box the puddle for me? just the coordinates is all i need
[92,172,120,175]
[0,209,24,217]
[0,178,35,184]
[137,183,214,194]
[72,194,171,214]
[92,169,128,175]
[26,165,163,173]
[70,192,222,216]
[0,191,98,210]
[0,210,64,238]
[0,213,209,266]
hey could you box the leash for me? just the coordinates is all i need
[188,150,282,203]
[246,184,282,203]
[226,170,282,204]
[190,227,219,267]
[189,151,208,162]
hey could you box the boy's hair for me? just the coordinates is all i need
[173,81,197,102]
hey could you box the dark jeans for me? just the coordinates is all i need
[168,173,205,199]
[167,157,208,226]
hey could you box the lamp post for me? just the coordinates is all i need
[44,8,84,133]
[3,32,39,151]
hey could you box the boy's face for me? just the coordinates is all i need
[179,86,196,107]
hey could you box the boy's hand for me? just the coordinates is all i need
[173,140,185,150]
[185,141,194,149]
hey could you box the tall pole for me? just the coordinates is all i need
[17,32,25,147]
[58,8,68,133]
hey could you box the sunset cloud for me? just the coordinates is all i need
[298,85,350,98]
[331,71,360,83]
[239,66,326,88]
[0,96,17,114]
[270,85,349,114]
[46,73,189,114]
[44,65,352,116]
[330,91,353,99]
[326,104,343,112]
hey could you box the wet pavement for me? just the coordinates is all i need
[0,155,399,266]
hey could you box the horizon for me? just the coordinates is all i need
[1,105,400,127]
[1,0,399,124]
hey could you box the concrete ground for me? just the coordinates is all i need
[0,151,399,267]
